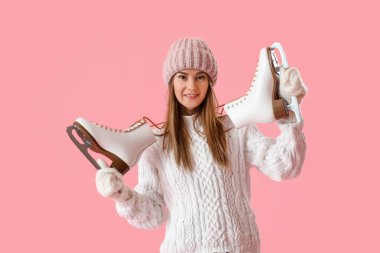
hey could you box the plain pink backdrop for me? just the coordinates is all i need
[1,0,379,252]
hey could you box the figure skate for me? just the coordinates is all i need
[223,42,303,128]
[66,117,157,175]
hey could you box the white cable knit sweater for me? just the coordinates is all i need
[115,115,306,253]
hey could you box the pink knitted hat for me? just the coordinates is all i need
[163,37,218,86]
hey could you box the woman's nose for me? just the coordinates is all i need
[186,77,196,87]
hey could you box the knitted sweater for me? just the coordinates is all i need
[115,115,306,253]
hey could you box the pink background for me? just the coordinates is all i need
[1,0,378,252]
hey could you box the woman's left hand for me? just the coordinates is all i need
[277,66,308,123]
[279,66,308,104]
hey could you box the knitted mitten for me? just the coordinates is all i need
[95,159,133,202]
[279,66,308,104]
[278,67,308,123]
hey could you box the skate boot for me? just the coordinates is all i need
[223,42,303,128]
[66,117,157,175]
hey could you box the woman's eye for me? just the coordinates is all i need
[197,76,205,80]
[178,75,186,79]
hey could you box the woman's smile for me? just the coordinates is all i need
[184,94,199,99]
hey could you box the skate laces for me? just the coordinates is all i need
[218,47,284,114]
[125,119,146,132]
[92,119,145,132]
[230,62,260,107]
[142,117,165,129]
[218,59,260,111]
[246,64,260,96]
[94,121,127,132]
[93,117,164,133]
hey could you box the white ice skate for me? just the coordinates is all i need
[223,42,303,128]
[66,117,157,175]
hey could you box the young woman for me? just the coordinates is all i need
[95,37,307,253]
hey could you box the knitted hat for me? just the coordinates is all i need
[163,37,218,86]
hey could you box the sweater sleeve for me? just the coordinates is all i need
[115,144,167,229]
[244,120,306,181]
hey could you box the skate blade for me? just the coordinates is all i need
[270,43,303,123]
[264,47,288,120]
[270,42,289,71]
[66,125,103,171]
[66,123,130,174]
[286,96,304,123]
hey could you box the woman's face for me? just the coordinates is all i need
[172,69,209,115]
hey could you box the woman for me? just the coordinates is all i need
[95,37,307,253]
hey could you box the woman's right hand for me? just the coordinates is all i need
[95,159,132,201]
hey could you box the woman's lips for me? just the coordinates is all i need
[184,94,199,99]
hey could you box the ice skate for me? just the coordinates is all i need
[66,117,157,175]
[223,42,303,128]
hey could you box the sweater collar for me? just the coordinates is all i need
[182,114,200,129]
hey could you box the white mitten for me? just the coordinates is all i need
[279,66,308,104]
[95,159,133,202]
[277,66,308,123]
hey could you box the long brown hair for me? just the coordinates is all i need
[158,75,230,172]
